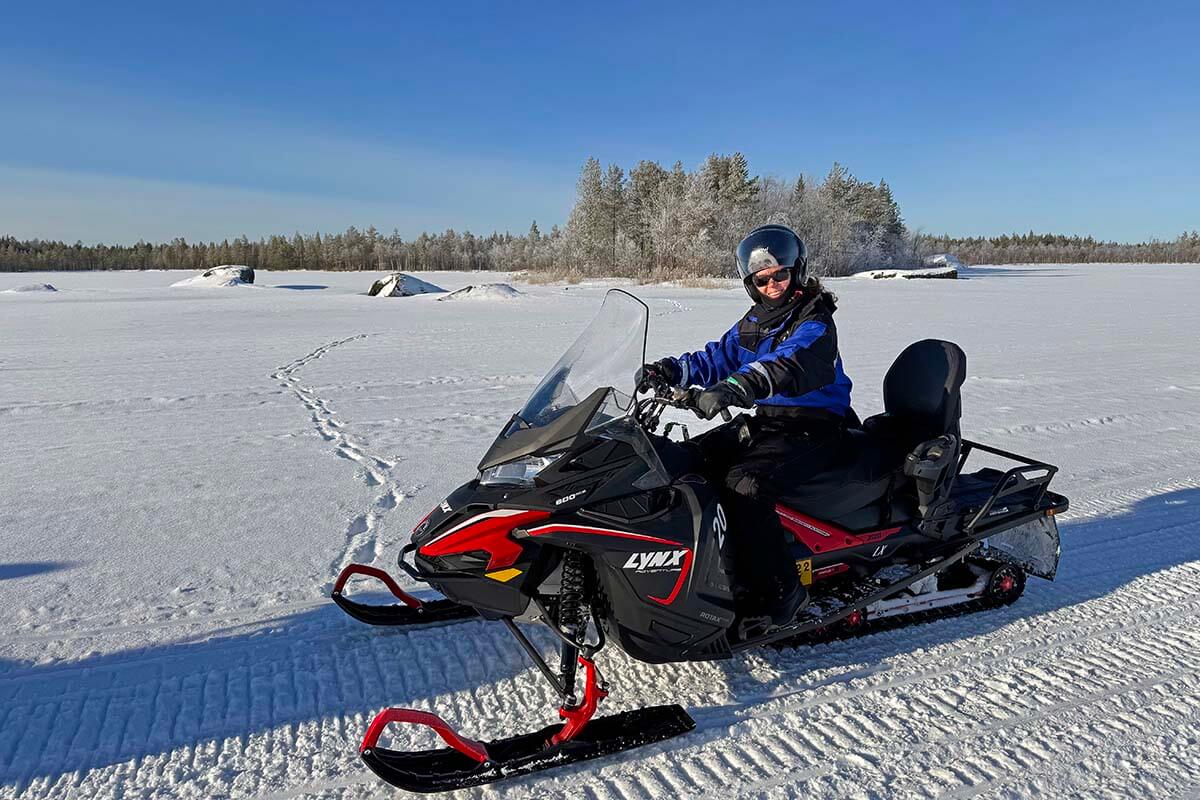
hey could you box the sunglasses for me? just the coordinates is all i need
[751,268,791,287]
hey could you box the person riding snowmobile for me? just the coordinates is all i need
[635,224,855,626]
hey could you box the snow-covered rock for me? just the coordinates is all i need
[437,283,525,301]
[367,272,445,297]
[172,265,255,287]
[2,283,58,293]
[922,253,966,271]
[853,266,959,280]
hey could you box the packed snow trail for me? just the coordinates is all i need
[1,266,1199,799]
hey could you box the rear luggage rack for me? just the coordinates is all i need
[955,440,1065,535]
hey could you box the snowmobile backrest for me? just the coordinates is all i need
[882,339,966,443]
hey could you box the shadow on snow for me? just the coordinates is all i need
[1,488,1198,790]
[0,563,74,582]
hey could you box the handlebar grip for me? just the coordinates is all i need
[719,408,733,422]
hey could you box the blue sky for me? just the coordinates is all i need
[2,0,1197,244]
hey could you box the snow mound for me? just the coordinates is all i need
[3,283,58,293]
[922,253,965,271]
[172,265,256,287]
[853,266,958,280]
[437,283,525,301]
[367,272,445,297]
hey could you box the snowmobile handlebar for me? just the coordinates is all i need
[635,386,732,433]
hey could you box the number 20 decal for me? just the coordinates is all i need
[713,503,727,550]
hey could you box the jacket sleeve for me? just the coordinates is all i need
[732,319,837,399]
[673,322,745,387]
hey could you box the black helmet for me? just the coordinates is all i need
[735,224,808,302]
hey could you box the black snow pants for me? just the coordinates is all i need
[696,413,849,603]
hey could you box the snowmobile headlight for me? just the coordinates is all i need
[479,453,563,487]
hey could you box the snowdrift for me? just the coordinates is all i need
[367,272,445,297]
[2,283,58,293]
[172,265,256,287]
[437,283,525,301]
[853,266,958,280]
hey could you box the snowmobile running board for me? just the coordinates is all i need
[331,564,478,627]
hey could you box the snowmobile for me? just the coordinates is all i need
[331,289,1067,793]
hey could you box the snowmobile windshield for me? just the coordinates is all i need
[517,289,647,428]
[476,290,670,487]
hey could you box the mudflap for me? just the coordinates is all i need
[980,514,1061,580]
[360,705,695,793]
[331,564,478,627]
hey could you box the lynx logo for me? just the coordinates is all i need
[555,490,587,506]
[871,544,889,558]
[623,549,688,572]
[713,503,728,550]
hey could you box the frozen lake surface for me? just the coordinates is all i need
[2,264,1199,798]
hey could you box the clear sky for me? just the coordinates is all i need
[3,0,1197,244]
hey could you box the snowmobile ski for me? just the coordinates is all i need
[359,644,694,793]
[331,564,477,627]
[359,704,694,793]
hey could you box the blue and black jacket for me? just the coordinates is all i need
[671,290,853,421]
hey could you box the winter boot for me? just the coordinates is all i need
[766,572,808,627]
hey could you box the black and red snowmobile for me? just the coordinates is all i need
[332,289,1067,793]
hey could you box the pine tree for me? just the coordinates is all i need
[821,162,855,211]
[722,152,759,206]
[627,160,668,272]
[601,163,626,271]
[565,157,607,271]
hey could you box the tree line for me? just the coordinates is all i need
[3,154,1197,275]
[916,231,1200,265]
[0,228,514,273]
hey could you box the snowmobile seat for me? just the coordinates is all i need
[777,340,967,532]
[774,427,902,523]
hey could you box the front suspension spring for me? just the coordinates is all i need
[556,551,591,702]
[557,551,590,641]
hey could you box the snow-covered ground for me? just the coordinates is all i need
[1,264,1199,799]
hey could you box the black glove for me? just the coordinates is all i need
[635,358,682,393]
[694,376,755,420]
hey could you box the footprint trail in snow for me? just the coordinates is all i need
[271,335,420,589]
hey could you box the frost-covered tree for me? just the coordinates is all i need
[564,157,608,270]
[626,160,668,273]
[601,163,628,272]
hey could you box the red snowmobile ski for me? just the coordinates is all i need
[332,290,1067,793]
